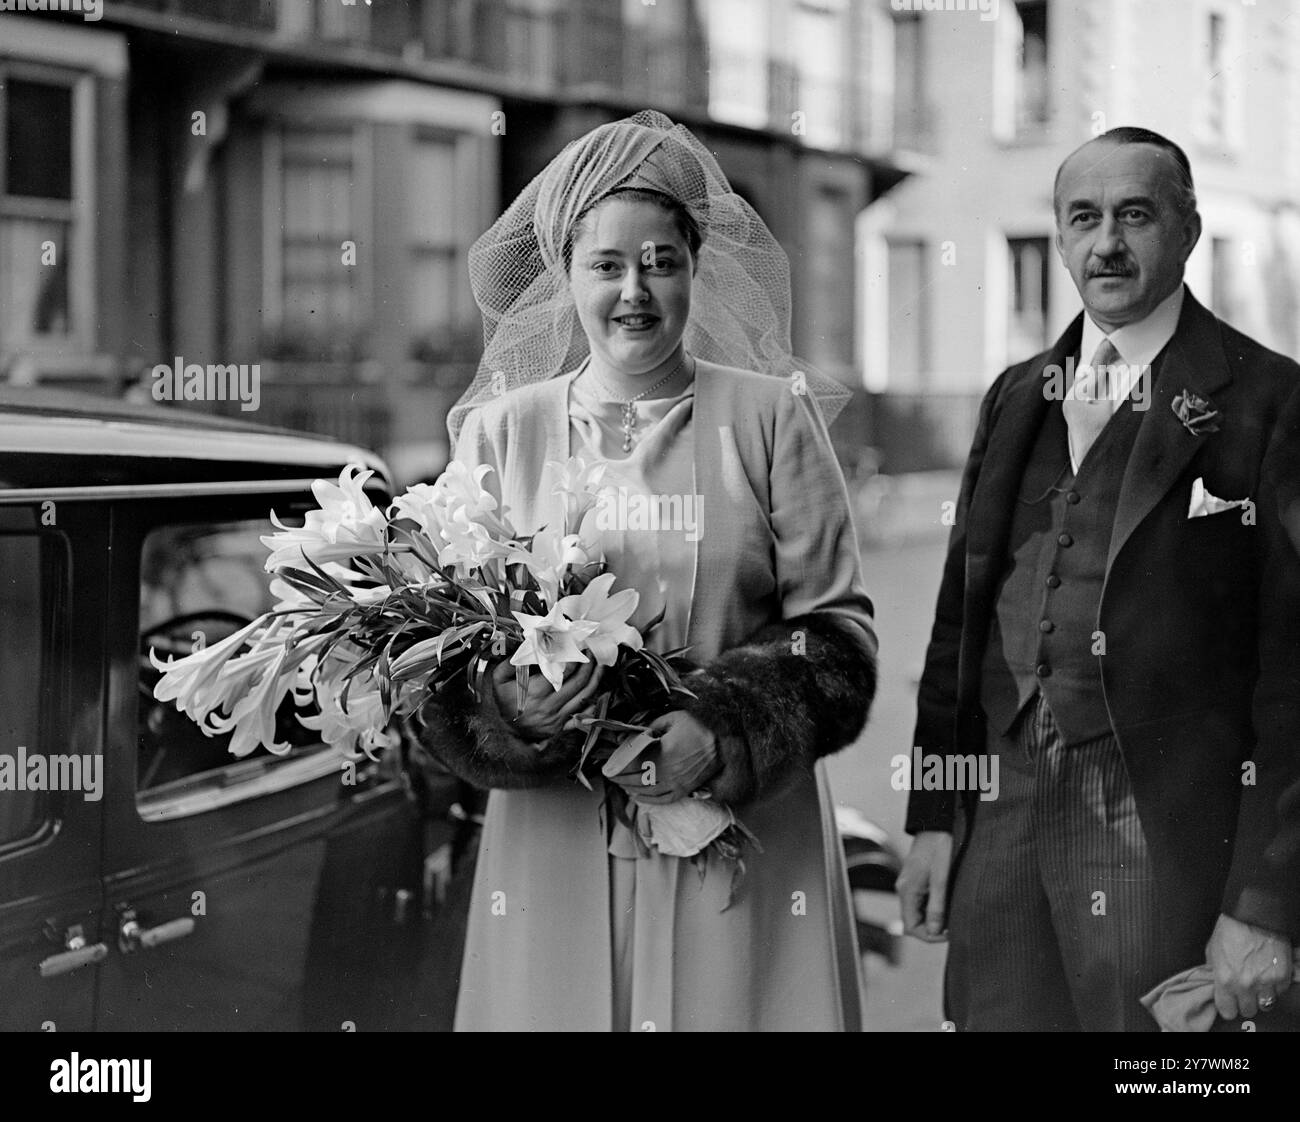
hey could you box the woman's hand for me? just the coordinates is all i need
[608,710,721,805]
[489,658,603,742]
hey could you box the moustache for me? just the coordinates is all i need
[1087,261,1135,278]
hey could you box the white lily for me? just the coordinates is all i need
[203,645,299,757]
[438,460,503,523]
[510,604,599,691]
[299,665,390,757]
[261,464,388,572]
[557,572,642,666]
[389,480,447,542]
[437,504,515,576]
[508,525,599,607]
[149,615,275,722]
[549,454,615,535]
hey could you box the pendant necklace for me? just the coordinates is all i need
[593,353,691,452]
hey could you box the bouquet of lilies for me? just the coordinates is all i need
[149,456,755,877]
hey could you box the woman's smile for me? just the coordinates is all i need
[613,312,660,331]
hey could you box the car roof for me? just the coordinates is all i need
[0,386,391,493]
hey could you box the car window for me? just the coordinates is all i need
[136,517,332,815]
[0,532,68,849]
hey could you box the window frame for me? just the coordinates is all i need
[1191,3,1245,155]
[0,516,72,857]
[406,124,481,356]
[1007,234,1052,359]
[261,120,375,359]
[0,59,96,360]
[127,493,383,825]
[884,235,931,394]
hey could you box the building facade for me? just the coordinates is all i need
[0,0,902,481]
[859,0,1300,471]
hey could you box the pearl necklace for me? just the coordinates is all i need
[592,353,691,452]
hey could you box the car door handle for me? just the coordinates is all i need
[118,911,196,954]
[39,943,109,978]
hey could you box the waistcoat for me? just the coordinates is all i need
[980,371,1152,744]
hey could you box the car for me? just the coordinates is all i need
[0,387,900,1032]
[0,387,468,1032]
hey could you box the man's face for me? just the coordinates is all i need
[1054,141,1201,332]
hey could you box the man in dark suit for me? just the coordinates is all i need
[897,126,1300,1031]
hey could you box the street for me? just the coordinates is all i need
[825,533,951,1032]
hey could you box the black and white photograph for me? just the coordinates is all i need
[1,0,1299,1085]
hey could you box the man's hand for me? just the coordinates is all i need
[607,710,721,805]
[1207,913,1294,1021]
[898,831,953,943]
[489,658,603,741]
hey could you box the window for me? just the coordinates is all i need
[1211,237,1238,326]
[404,127,483,362]
[507,0,559,86]
[706,0,769,129]
[0,532,68,849]
[792,0,847,148]
[423,0,556,79]
[807,185,855,370]
[887,239,928,392]
[1008,236,1051,359]
[267,124,369,361]
[407,131,462,357]
[891,11,928,150]
[0,67,89,362]
[1195,10,1242,150]
[1205,13,1227,141]
[1013,1,1050,133]
[315,0,372,43]
[423,0,489,65]
[137,517,332,815]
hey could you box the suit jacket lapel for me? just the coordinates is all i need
[1106,291,1233,571]
[966,316,1081,569]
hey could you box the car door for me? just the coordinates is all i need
[95,486,421,1031]
[0,499,109,1033]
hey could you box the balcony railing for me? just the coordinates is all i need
[113,1,893,158]
[117,1,550,80]
[122,0,279,31]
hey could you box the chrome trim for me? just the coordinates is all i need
[136,746,344,823]
[0,478,391,503]
[0,416,386,473]
[39,942,109,979]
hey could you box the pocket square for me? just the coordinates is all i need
[1188,477,1250,519]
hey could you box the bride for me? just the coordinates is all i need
[414,110,878,1031]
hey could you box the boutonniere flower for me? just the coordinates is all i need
[1171,389,1222,436]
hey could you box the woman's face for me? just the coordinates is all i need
[567,198,694,378]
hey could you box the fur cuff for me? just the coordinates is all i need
[409,679,581,790]
[682,613,876,806]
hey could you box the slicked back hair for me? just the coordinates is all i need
[1054,126,1198,220]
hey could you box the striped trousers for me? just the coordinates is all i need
[945,692,1181,1031]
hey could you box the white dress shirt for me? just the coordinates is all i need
[1077,282,1185,416]
[1066,283,1185,471]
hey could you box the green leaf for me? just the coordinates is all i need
[600,728,659,779]
[574,694,612,786]
[514,662,529,716]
